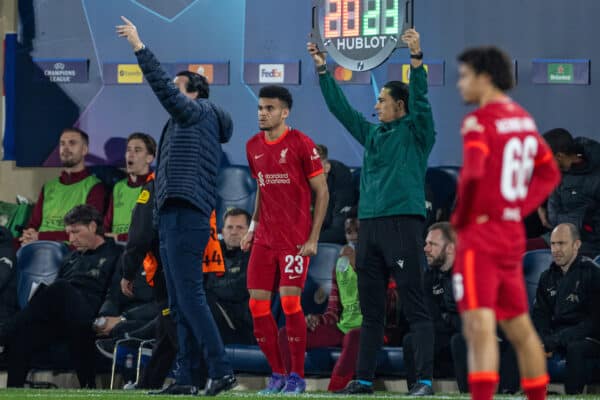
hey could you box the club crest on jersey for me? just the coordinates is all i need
[279,148,289,164]
[461,116,484,136]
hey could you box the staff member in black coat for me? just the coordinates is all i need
[404,223,458,390]
[542,129,600,257]
[205,208,254,345]
[3,205,121,388]
[532,223,600,394]
[117,16,235,396]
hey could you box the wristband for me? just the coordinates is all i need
[316,63,327,74]
[249,220,257,232]
[410,51,423,60]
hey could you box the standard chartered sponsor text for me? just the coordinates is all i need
[265,173,291,185]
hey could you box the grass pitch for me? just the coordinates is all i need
[0,390,598,400]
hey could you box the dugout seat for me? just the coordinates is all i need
[522,249,552,308]
[15,241,111,374]
[16,240,68,309]
[302,243,341,375]
[216,165,256,230]
[425,167,459,224]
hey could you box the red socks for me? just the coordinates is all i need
[468,371,499,400]
[522,374,549,400]
[281,296,306,378]
[249,299,284,375]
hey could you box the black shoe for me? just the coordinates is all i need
[204,374,236,396]
[335,380,374,395]
[148,383,199,395]
[408,382,434,396]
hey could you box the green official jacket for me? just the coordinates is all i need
[319,65,435,219]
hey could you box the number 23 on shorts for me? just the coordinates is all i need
[282,254,309,282]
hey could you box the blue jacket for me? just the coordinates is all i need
[135,47,233,218]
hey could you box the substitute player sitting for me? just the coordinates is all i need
[241,85,329,394]
[452,47,561,400]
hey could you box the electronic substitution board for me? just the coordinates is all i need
[312,0,413,71]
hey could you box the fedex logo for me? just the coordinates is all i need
[259,64,285,83]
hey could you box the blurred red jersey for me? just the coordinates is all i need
[451,99,560,254]
[246,128,324,250]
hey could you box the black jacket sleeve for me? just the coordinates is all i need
[122,301,159,322]
[549,265,600,348]
[531,271,554,338]
[98,268,122,316]
[120,181,157,281]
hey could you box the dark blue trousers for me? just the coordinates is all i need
[158,204,232,381]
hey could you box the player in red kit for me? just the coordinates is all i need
[241,85,329,394]
[452,47,561,400]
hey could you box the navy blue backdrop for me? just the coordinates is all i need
[11,0,600,167]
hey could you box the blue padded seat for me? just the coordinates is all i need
[16,241,112,372]
[522,249,552,308]
[425,167,459,223]
[16,240,68,309]
[216,165,257,229]
[302,243,340,315]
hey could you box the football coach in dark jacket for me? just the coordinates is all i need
[532,223,600,394]
[117,17,236,396]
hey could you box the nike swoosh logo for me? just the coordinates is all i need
[289,275,301,280]
[255,154,264,159]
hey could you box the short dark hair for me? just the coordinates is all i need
[127,132,157,157]
[61,127,89,145]
[383,81,409,113]
[63,205,104,235]
[175,70,209,99]
[223,208,251,227]
[316,144,328,160]
[457,46,514,91]
[543,128,577,155]
[428,222,456,244]
[258,85,293,110]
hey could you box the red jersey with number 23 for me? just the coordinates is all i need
[246,128,324,250]
[451,100,560,254]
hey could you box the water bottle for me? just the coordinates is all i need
[336,256,350,272]
[336,242,355,272]
[125,353,134,370]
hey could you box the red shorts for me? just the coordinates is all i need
[247,243,310,291]
[453,245,528,320]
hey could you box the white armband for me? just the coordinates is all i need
[249,220,258,232]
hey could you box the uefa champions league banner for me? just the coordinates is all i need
[32,59,89,84]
